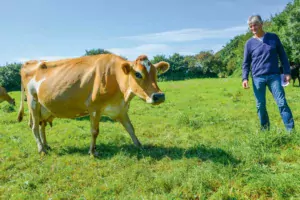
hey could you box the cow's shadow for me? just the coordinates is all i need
[57,143,240,166]
[75,116,115,122]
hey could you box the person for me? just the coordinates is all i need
[242,14,295,132]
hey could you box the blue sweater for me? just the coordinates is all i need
[242,32,290,81]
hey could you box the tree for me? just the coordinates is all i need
[195,51,218,76]
[84,48,112,56]
[0,63,22,91]
[285,4,300,63]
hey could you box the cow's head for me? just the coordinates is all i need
[122,55,169,104]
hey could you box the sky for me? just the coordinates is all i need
[0,0,293,65]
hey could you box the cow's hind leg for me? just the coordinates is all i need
[118,113,142,147]
[40,121,51,150]
[28,111,33,128]
[88,112,101,156]
[28,96,46,153]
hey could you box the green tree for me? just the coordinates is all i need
[195,51,218,77]
[84,48,112,56]
[0,63,22,91]
[151,54,168,64]
[285,3,300,63]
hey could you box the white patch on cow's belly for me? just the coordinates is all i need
[30,98,37,109]
[103,105,121,118]
[40,105,52,120]
[102,101,125,118]
[27,76,46,95]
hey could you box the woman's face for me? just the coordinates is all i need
[249,22,263,35]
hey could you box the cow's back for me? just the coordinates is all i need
[24,54,125,118]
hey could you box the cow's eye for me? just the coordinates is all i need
[135,72,143,79]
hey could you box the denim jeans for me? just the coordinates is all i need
[252,74,295,131]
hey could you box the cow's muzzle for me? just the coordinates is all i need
[147,93,165,104]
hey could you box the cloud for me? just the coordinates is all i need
[120,25,248,43]
[108,43,224,60]
[11,26,245,63]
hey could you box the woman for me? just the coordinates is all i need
[242,14,295,132]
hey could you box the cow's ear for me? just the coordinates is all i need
[154,61,170,75]
[121,62,131,75]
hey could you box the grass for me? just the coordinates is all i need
[1,78,300,199]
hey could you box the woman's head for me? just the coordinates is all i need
[247,15,263,26]
[247,15,264,36]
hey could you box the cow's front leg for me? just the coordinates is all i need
[89,111,101,156]
[118,113,142,147]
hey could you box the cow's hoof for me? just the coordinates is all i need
[134,141,142,148]
[38,148,47,155]
[40,151,47,157]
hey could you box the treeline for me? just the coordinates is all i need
[0,0,298,90]
[86,50,222,81]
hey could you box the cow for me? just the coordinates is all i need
[17,54,170,156]
[0,86,15,106]
[290,62,300,87]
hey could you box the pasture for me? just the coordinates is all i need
[1,78,300,199]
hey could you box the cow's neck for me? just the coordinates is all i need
[116,73,134,104]
[124,88,135,103]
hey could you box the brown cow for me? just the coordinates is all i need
[0,86,15,106]
[17,54,170,155]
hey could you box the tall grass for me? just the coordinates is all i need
[1,78,299,199]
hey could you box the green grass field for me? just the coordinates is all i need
[1,78,300,199]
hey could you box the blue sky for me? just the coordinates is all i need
[0,0,292,65]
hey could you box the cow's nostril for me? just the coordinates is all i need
[152,93,165,103]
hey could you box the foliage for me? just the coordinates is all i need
[84,48,112,56]
[283,1,300,63]
[151,53,218,81]
[0,63,22,91]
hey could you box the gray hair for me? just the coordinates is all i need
[247,15,263,25]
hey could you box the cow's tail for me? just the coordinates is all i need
[17,83,25,122]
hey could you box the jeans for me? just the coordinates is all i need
[252,74,294,131]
